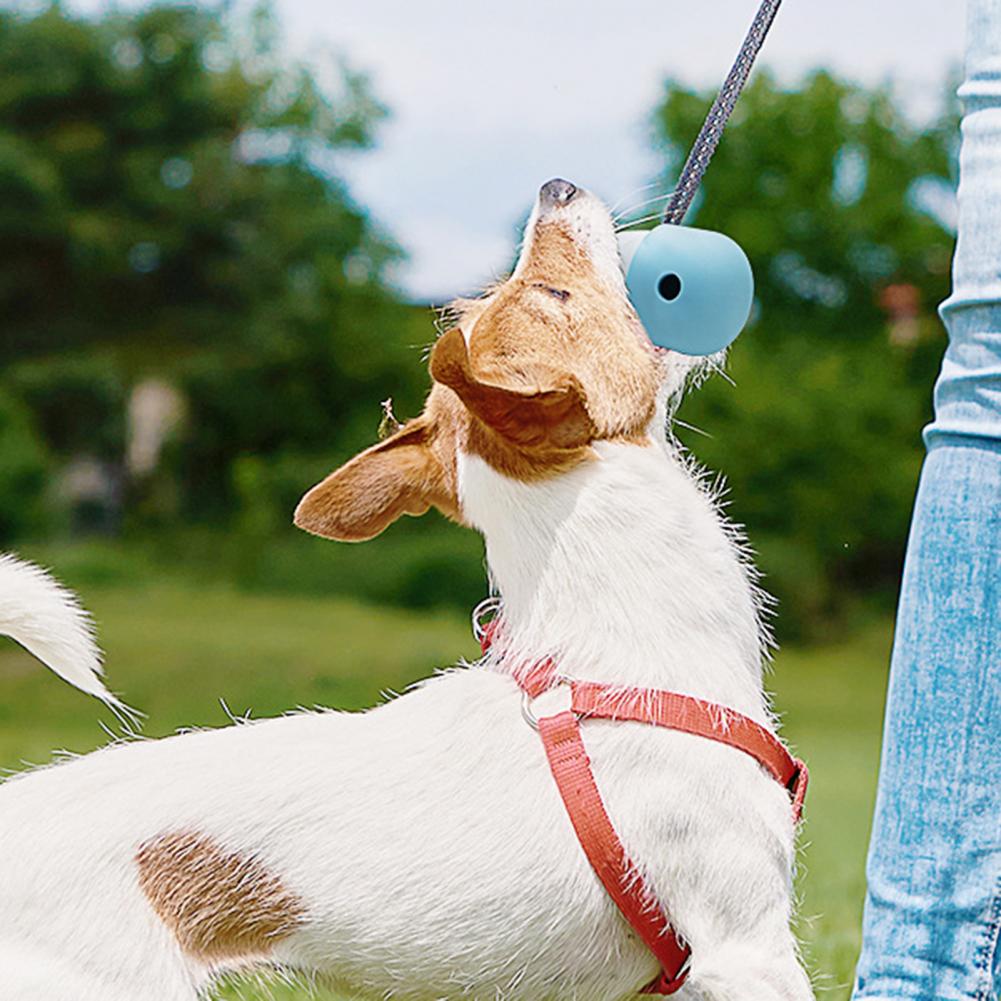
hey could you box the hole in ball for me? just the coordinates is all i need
[657,273,682,301]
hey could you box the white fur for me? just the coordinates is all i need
[0,188,812,1001]
[0,555,131,718]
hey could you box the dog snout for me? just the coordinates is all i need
[539,178,577,208]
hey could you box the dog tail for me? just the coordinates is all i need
[0,554,136,722]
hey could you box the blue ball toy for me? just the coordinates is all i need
[619,224,754,356]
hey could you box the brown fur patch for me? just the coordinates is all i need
[136,831,305,962]
[464,415,598,482]
[434,221,660,480]
[429,326,598,480]
[469,223,660,437]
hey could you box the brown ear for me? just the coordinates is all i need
[429,328,594,449]
[294,419,451,542]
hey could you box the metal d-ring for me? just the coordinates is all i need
[521,690,541,731]
[521,679,574,732]
[471,596,502,645]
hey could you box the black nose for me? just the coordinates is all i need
[540,178,577,207]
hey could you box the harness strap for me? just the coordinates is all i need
[570,681,809,823]
[477,621,808,995]
[538,709,693,994]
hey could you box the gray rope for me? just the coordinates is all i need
[663,0,784,225]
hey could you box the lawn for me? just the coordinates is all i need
[0,578,891,1000]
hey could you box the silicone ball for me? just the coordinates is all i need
[619,224,754,356]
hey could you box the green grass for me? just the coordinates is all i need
[0,580,891,1000]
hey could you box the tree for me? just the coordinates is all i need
[0,2,420,518]
[649,71,958,635]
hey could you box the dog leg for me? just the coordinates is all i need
[688,937,814,1001]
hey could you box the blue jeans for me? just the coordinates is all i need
[853,3,1001,999]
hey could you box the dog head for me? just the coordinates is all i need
[295,179,686,542]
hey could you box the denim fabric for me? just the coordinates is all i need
[853,2,1001,999]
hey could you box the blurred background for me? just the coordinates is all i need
[0,1,965,997]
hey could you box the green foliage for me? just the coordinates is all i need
[0,1,421,516]
[0,388,51,542]
[651,71,958,635]
[6,353,127,460]
[229,522,487,611]
[655,71,955,336]
[0,2,387,359]
[218,363,486,611]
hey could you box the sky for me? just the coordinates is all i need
[73,0,968,300]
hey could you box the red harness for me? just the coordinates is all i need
[479,619,807,995]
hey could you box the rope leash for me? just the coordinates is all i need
[662,0,784,225]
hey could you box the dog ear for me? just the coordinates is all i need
[430,328,594,450]
[294,418,452,542]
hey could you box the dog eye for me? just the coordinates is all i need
[533,283,570,302]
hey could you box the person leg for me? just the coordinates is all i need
[852,2,1001,1000]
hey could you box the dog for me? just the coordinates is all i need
[0,179,813,1001]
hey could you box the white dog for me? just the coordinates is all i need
[0,180,813,1001]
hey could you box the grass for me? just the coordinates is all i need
[0,578,891,1000]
